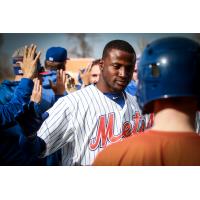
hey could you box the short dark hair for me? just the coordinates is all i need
[91,59,101,67]
[45,60,65,70]
[102,40,136,59]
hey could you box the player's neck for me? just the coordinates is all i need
[96,79,109,93]
[151,103,197,132]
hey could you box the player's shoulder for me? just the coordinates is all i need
[125,91,137,99]
[125,91,139,105]
[62,85,96,101]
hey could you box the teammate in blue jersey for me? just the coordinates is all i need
[37,47,68,113]
[0,47,43,104]
[0,44,47,165]
[0,46,67,165]
[0,78,34,128]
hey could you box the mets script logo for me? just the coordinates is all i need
[89,112,154,151]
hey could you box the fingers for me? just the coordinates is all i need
[24,44,41,61]
[35,78,40,91]
[85,61,94,73]
[32,78,37,91]
[58,69,61,79]
[23,46,28,59]
[34,51,41,63]
[62,70,66,83]
[57,69,66,83]
[28,44,34,58]
[57,69,63,79]
[21,44,41,79]
[33,78,40,91]
[59,69,63,77]
[31,78,42,103]
[86,62,92,72]
[31,45,37,59]
[39,84,42,94]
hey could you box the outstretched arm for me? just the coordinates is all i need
[0,44,41,128]
[0,78,33,128]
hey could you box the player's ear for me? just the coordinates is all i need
[99,59,104,71]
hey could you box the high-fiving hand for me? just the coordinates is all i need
[31,78,42,103]
[49,69,66,95]
[79,62,93,87]
[21,44,41,79]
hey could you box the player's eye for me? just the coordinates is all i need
[112,64,120,69]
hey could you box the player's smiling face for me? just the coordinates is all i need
[100,49,135,93]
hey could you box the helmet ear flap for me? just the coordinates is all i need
[150,63,160,78]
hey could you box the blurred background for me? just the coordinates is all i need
[0,33,200,82]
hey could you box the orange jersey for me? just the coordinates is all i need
[93,130,200,166]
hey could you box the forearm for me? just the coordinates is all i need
[12,78,33,106]
[0,78,33,128]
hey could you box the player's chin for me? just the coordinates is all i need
[114,82,127,91]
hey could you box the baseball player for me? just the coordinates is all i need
[35,46,68,115]
[93,37,200,166]
[0,45,46,165]
[24,40,153,165]
[0,46,43,105]
[79,59,101,88]
[0,79,39,128]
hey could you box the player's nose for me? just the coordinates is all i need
[118,67,126,77]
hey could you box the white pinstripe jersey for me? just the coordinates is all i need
[37,85,154,165]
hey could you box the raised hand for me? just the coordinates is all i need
[31,78,42,103]
[79,62,93,87]
[49,69,66,95]
[21,44,41,79]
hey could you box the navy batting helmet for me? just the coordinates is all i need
[137,37,200,114]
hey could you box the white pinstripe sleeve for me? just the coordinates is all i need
[37,96,75,156]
